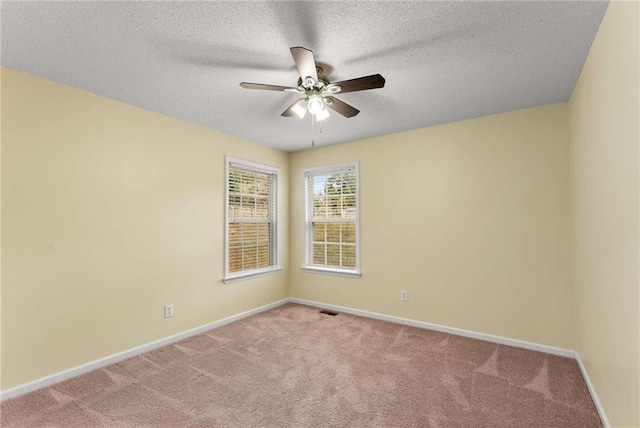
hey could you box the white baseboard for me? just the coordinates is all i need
[575,352,610,427]
[289,297,575,357]
[0,298,289,401]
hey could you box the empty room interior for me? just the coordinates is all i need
[1,1,638,427]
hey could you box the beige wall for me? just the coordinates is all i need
[1,68,289,389]
[290,103,575,349]
[568,1,640,426]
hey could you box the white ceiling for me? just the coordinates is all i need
[1,1,608,152]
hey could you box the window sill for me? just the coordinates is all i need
[224,267,282,284]
[301,267,362,279]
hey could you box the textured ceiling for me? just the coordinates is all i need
[1,1,608,152]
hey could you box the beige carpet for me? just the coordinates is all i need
[1,303,601,427]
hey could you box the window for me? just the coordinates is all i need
[303,162,361,277]
[225,157,279,282]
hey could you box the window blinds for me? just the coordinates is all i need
[227,162,277,275]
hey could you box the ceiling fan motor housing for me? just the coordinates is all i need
[298,71,330,92]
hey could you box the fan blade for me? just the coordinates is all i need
[290,47,318,85]
[323,96,360,118]
[240,82,299,92]
[281,98,307,118]
[327,74,385,94]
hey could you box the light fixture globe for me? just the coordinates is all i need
[315,108,330,121]
[291,100,307,119]
[307,95,324,114]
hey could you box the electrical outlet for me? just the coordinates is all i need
[401,290,408,302]
[164,304,173,318]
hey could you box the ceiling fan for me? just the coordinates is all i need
[240,47,385,121]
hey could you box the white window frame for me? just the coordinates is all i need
[224,157,280,283]
[302,162,361,278]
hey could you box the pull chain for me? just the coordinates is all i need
[311,114,315,147]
